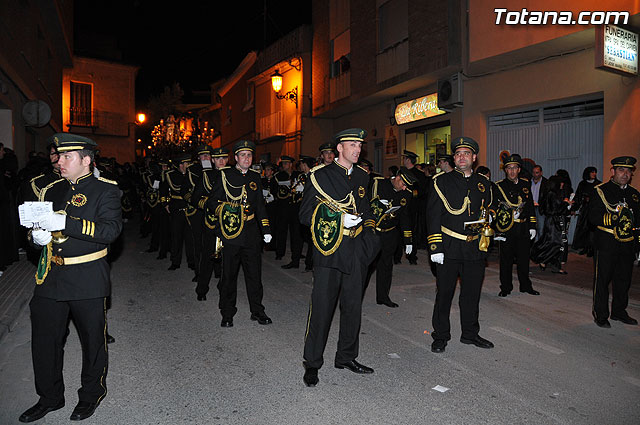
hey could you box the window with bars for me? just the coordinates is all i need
[70,82,92,126]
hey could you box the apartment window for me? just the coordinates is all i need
[70,82,92,126]
[378,0,408,51]
[330,30,351,78]
[243,83,254,112]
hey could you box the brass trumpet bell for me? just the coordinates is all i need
[51,231,69,244]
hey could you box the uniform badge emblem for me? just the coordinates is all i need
[477,183,485,192]
[358,186,365,198]
[430,244,437,251]
[71,193,87,207]
[522,187,529,194]
[400,198,407,206]
[633,194,639,203]
[249,181,257,191]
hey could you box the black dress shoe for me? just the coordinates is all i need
[431,339,447,353]
[393,259,401,265]
[303,367,319,387]
[275,256,283,260]
[156,254,166,260]
[197,294,206,301]
[19,401,64,423]
[460,335,494,349]
[409,260,418,265]
[334,359,374,374]
[191,274,198,282]
[498,290,510,297]
[145,247,157,253]
[106,333,115,344]
[611,315,638,325]
[595,318,611,328]
[70,401,98,421]
[168,264,179,270]
[520,288,540,295]
[281,262,299,269]
[304,266,313,272]
[221,318,234,327]
[377,300,399,308]
[250,312,273,325]
[188,263,196,270]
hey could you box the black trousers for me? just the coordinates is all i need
[304,264,366,369]
[365,231,398,303]
[593,244,635,320]
[276,204,302,260]
[170,210,195,267]
[498,225,533,292]
[190,211,204,274]
[29,296,108,406]
[196,226,222,297]
[432,258,485,341]
[158,208,171,257]
[148,205,162,250]
[219,242,265,319]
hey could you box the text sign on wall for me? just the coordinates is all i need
[394,93,446,125]
[596,25,638,76]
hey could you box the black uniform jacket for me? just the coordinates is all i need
[369,176,413,244]
[21,169,62,202]
[494,177,536,233]
[191,168,221,229]
[161,169,190,213]
[275,170,301,203]
[207,166,271,247]
[299,161,379,274]
[588,180,640,250]
[427,169,494,260]
[35,173,123,301]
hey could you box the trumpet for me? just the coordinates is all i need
[212,236,223,259]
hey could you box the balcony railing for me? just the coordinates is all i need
[67,108,128,135]
[258,111,285,140]
[329,70,351,103]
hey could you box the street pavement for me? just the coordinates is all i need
[1,220,639,424]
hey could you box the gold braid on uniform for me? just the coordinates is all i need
[432,177,470,215]
[496,184,522,209]
[221,171,247,202]
[309,172,358,214]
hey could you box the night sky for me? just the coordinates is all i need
[74,0,312,105]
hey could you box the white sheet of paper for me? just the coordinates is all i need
[152,180,160,189]
[432,385,449,393]
[19,201,53,227]
[278,180,291,187]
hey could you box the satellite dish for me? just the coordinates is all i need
[22,100,51,127]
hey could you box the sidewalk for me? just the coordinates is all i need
[0,253,35,343]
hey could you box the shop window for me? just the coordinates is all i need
[69,82,92,126]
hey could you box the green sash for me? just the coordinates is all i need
[35,243,53,285]
[614,206,635,242]
[495,204,514,233]
[219,202,244,239]
[311,203,344,256]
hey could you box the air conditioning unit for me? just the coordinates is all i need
[437,73,463,111]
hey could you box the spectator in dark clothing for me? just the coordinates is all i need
[571,167,600,256]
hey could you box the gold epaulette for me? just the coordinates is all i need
[432,171,445,179]
[356,165,368,173]
[219,166,231,170]
[98,177,118,185]
[310,164,326,173]
[520,177,529,181]
[496,179,504,184]
[39,178,67,201]
[249,168,260,173]
[372,176,384,180]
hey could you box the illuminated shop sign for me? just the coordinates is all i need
[596,24,638,76]
[394,93,446,125]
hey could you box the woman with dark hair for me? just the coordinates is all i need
[571,167,600,256]
[530,175,573,273]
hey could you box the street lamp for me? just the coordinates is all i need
[271,70,298,108]
[137,113,146,124]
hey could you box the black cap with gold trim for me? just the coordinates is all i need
[195,144,214,155]
[334,128,367,144]
[319,142,335,153]
[49,133,97,152]
[173,152,192,164]
[503,153,523,167]
[611,156,637,168]
[359,158,373,169]
[402,150,419,160]
[233,140,255,154]
[451,136,479,154]
[397,166,418,186]
[280,155,295,163]
[212,147,229,158]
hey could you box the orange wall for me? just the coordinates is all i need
[470,0,640,62]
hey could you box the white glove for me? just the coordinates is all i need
[263,234,272,243]
[294,183,304,193]
[513,211,520,220]
[32,229,52,245]
[93,168,101,178]
[39,212,66,231]
[265,193,275,204]
[529,229,536,240]
[430,253,444,264]
[405,244,413,255]
[380,199,390,206]
[494,236,506,242]
[343,213,362,229]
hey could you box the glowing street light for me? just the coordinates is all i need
[137,113,146,124]
[271,70,283,92]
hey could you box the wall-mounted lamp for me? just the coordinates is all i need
[271,70,298,108]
